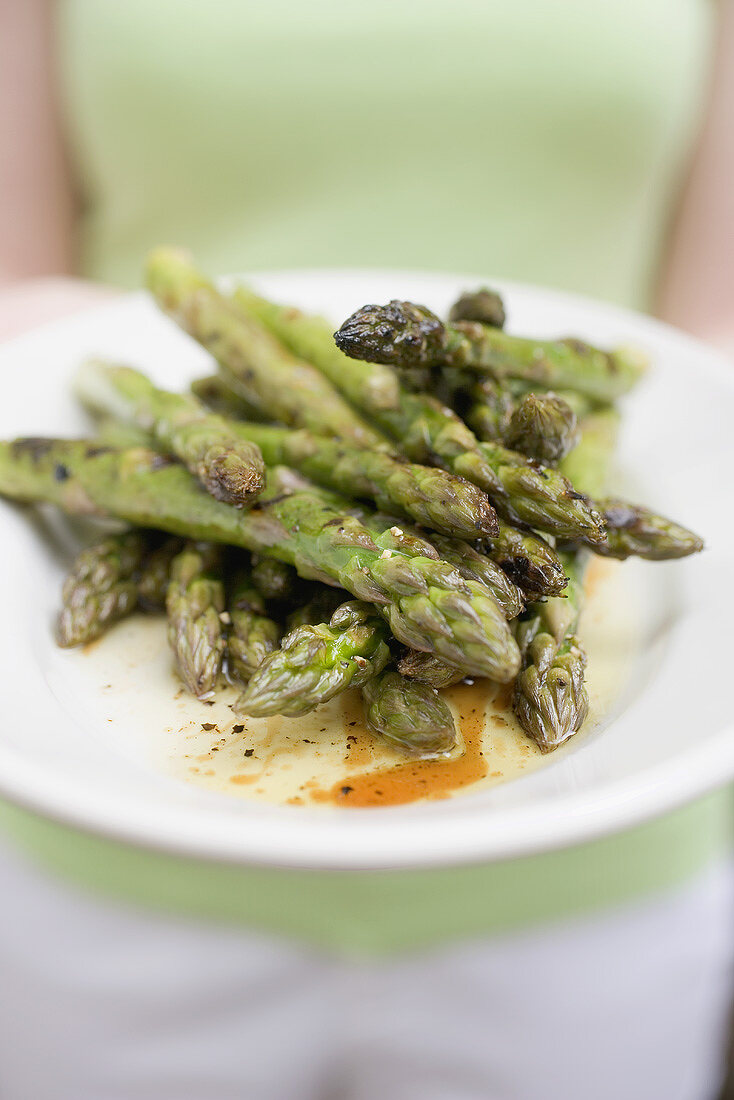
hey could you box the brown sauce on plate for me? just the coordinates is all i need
[310,680,495,808]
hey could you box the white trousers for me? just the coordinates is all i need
[0,837,730,1100]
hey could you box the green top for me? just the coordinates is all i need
[59,0,712,309]
[9,0,723,950]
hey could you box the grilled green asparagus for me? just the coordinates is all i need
[233,287,603,542]
[489,520,568,599]
[0,441,520,679]
[335,299,646,402]
[227,571,281,683]
[504,391,579,465]
[560,411,704,559]
[146,248,385,447]
[357,513,524,620]
[166,542,226,698]
[513,553,589,752]
[449,287,506,328]
[136,536,183,610]
[227,422,498,539]
[396,649,465,689]
[76,361,266,505]
[237,601,390,717]
[57,531,148,647]
[362,669,458,755]
[190,374,271,423]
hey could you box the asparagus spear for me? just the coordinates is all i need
[136,536,183,610]
[558,408,621,499]
[250,556,300,604]
[76,361,265,506]
[595,500,704,560]
[145,248,385,447]
[468,386,580,465]
[0,441,520,679]
[442,372,589,462]
[335,299,646,402]
[166,542,226,698]
[91,416,153,450]
[470,438,602,540]
[227,571,281,683]
[429,532,524,619]
[347,512,520,679]
[504,391,579,465]
[56,531,148,647]
[190,374,271,423]
[489,520,568,599]
[236,601,390,717]
[560,410,704,559]
[457,378,515,442]
[233,287,603,542]
[396,649,465,689]
[513,553,589,752]
[227,422,498,540]
[232,284,402,411]
[449,287,506,329]
[362,669,458,756]
[357,513,523,619]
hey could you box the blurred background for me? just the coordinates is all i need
[0,2,732,1098]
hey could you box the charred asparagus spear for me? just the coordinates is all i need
[56,531,149,647]
[227,422,498,539]
[489,520,568,599]
[595,500,704,560]
[362,669,458,755]
[227,571,281,683]
[166,542,226,698]
[85,361,498,538]
[146,248,386,447]
[513,552,589,752]
[396,649,465,690]
[504,391,579,465]
[357,513,523,620]
[236,600,390,717]
[76,361,266,505]
[0,441,520,679]
[560,410,704,559]
[449,287,506,328]
[335,299,646,403]
[441,371,585,465]
[452,377,515,443]
[466,438,600,539]
[233,287,603,542]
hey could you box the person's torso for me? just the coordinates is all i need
[58,0,713,308]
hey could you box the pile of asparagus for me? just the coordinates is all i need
[0,249,703,759]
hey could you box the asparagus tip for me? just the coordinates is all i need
[201,449,266,505]
[335,300,446,365]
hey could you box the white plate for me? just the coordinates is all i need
[0,270,732,870]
